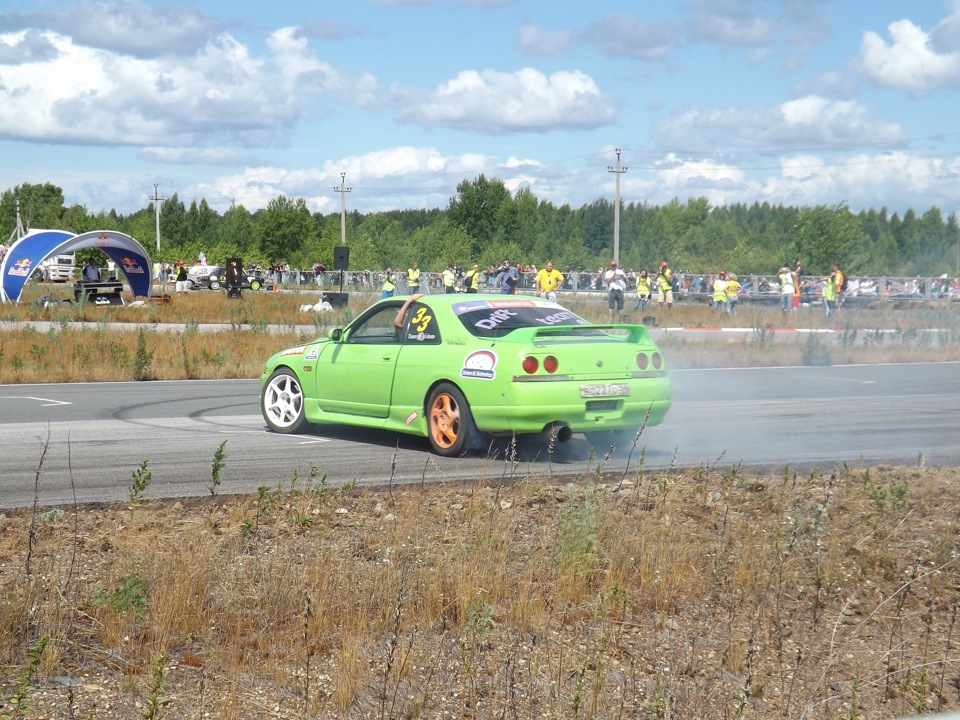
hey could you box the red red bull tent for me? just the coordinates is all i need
[1,229,153,303]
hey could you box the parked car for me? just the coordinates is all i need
[189,265,265,291]
[259,294,671,456]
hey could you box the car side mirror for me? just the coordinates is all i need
[329,327,344,342]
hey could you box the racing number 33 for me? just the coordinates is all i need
[411,307,432,332]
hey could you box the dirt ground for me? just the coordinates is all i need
[1,462,958,719]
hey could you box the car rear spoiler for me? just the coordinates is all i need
[523,324,653,344]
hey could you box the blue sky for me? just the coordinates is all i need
[2,0,960,219]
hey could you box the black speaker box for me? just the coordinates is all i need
[322,292,349,307]
[333,246,350,270]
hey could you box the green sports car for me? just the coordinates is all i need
[259,294,671,456]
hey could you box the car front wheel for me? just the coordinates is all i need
[427,383,478,456]
[209,279,221,290]
[250,280,262,291]
[261,368,308,433]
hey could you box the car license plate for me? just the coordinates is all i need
[580,383,630,398]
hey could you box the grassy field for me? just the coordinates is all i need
[1,285,958,719]
[1,461,957,719]
[1,285,958,383]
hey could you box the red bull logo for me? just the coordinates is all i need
[7,258,33,277]
[95,235,110,246]
[121,257,145,274]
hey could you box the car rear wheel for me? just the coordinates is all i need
[210,279,221,290]
[261,368,308,433]
[427,383,478,456]
[250,280,262,291]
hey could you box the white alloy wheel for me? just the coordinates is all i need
[261,369,308,433]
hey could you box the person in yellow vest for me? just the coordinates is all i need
[406,261,421,295]
[724,272,742,315]
[822,269,837,319]
[381,268,396,298]
[535,260,564,301]
[463,264,481,293]
[633,269,651,311]
[657,261,673,309]
[778,266,795,313]
[442,264,457,293]
[711,271,728,313]
[833,263,845,311]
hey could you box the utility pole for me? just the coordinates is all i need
[7,197,25,243]
[333,172,352,245]
[151,184,165,253]
[607,148,628,265]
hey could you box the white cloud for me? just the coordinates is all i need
[392,68,617,133]
[579,14,675,60]
[199,147,492,213]
[0,22,378,147]
[518,24,573,58]
[685,0,778,48]
[654,96,905,152]
[857,19,960,95]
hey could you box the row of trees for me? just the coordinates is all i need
[3,178,959,278]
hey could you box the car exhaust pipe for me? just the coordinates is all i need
[546,423,573,443]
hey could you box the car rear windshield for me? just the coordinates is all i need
[452,298,592,338]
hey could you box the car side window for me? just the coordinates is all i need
[400,303,441,344]
[348,306,403,344]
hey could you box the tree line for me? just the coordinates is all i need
[3,177,958,278]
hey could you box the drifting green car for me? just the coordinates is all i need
[260,294,671,456]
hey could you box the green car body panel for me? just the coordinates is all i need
[260,294,671,452]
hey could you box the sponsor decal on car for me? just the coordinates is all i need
[461,349,497,380]
[534,309,579,326]
[305,346,320,361]
[453,298,545,315]
[473,308,518,331]
[279,345,307,357]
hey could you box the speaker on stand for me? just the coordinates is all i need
[333,246,349,293]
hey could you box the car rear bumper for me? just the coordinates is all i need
[470,374,671,435]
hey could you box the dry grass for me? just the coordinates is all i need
[1,285,958,717]
[0,289,957,383]
[1,462,958,718]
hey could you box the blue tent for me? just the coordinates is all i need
[1,229,153,303]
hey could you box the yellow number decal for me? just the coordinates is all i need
[411,307,432,332]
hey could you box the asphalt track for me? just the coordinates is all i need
[2,362,958,509]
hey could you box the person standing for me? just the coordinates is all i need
[175,261,189,296]
[633,269,651,311]
[656,261,673,310]
[442,264,457,294]
[463,264,481,293]
[778,266,795,314]
[535,261,564,302]
[381,268,396,298]
[724,273,742,315]
[604,260,627,321]
[822,269,837,318]
[711,271,728,313]
[498,259,519,295]
[406,261,421,295]
[82,258,101,282]
[833,263,846,311]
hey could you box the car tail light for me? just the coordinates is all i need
[522,356,539,374]
[636,353,649,370]
[543,355,559,373]
[652,353,663,370]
